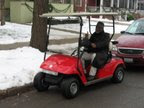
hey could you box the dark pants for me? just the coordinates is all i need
[92,51,108,68]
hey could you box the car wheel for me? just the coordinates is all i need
[34,72,49,91]
[111,66,124,83]
[61,77,80,99]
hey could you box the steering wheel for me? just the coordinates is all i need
[71,47,85,57]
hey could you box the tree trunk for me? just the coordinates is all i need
[30,0,48,52]
[0,0,5,25]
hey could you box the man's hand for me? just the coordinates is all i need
[91,43,96,48]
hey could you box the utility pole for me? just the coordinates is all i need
[135,0,138,12]
[125,0,130,20]
[116,0,121,20]
[111,0,114,10]
[85,0,87,12]
[100,0,103,18]
[0,0,5,25]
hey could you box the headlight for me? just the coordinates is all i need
[41,69,58,76]
[112,45,118,51]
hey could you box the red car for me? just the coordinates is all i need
[112,18,144,66]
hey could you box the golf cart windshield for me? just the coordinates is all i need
[40,12,118,60]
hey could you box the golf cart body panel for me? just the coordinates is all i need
[96,58,124,78]
[40,54,124,85]
[40,54,80,75]
[40,54,87,84]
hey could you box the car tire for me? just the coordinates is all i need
[111,66,124,83]
[34,72,49,92]
[61,77,80,99]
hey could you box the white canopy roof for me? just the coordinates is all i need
[40,12,118,18]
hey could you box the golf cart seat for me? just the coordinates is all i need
[109,41,113,51]
[96,41,114,69]
[106,40,119,64]
[107,41,113,59]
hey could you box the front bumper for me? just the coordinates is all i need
[44,74,64,85]
[112,51,144,66]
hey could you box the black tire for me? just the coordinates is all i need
[33,72,49,92]
[61,77,80,99]
[111,66,124,83]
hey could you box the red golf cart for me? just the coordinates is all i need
[33,12,125,99]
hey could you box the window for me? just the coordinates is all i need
[75,0,82,7]
[138,0,144,10]
[104,0,110,7]
[138,3,144,10]
[126,20,144,34]
[129,0,134,9]
[119,0,127,8]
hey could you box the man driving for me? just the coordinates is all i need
[82,21,110,80]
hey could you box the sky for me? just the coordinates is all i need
[0,17,132,90]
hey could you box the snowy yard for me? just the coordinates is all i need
[0,18,132,90]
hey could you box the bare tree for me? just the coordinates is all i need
[0,0,5,25]
[30,0,48,52]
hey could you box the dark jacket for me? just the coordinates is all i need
[88,31,110,68]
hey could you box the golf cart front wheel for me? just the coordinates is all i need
[111,66,124,83]
[34,72,49,92]
[61,77,80,99]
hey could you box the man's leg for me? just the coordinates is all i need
[88,54,97,80]
[88,66,97,80]
[81,52,93,74]
[89,66,97,76]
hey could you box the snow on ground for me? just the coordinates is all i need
[0,18,132,90]
[0,22,78,44]
[0,22,31,44]
[53,17,131,34]
[53,22,129,34]
[0,43,78,90]
[0,18,132,44]
[0,47,43,90]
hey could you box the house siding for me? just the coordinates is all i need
[74,0,85,12]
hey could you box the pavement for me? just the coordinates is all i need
[1,67,144,108]
[0,84,33,100]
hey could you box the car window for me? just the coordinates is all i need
[126,20,144,35]
[135,22,144,34]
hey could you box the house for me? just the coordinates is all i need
[74,0,86,12]
[85,0,144,20]
[73,0,144,20]
[2,0,74,23]
[1,0,144,23]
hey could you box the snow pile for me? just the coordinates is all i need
[0,47,44,90]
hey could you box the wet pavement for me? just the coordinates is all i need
[0,67,144,108]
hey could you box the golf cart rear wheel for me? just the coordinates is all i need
[34,72,49,92]
[111,66,124,83]
[61,77,80,99]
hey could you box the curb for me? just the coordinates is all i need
[0,42,29,50]
[0,83,33,100]
[51,27,81,34]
